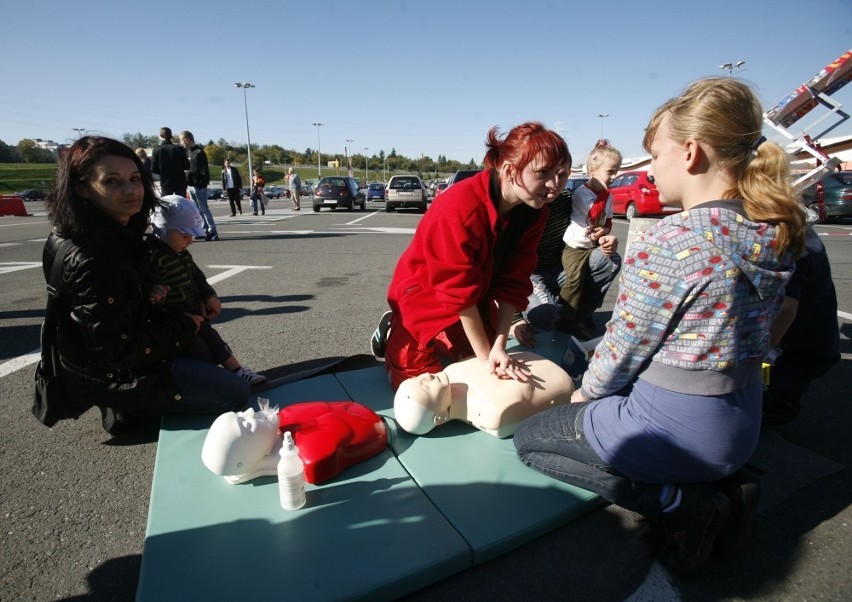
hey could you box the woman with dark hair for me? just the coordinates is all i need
[43,136,249,434]
[372,121,571,390]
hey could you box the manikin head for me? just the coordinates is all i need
[201,401,280,476]
[393,371,453,435]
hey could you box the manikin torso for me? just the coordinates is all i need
[441,350,573,437]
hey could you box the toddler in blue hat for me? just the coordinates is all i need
[145,195,267,385]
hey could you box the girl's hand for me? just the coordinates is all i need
[487,347,531,382]
[597,234,618,255]
[588,226,609,242]
[148,284,169,304]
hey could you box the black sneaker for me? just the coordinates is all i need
[371,311,392,359]
[656,484,731,575]
[708,470,761,557]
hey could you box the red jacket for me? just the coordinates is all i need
[388,169,547,343]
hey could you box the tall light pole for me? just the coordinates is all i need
[363,148,369,184]
[596,113,609,141]
[72,128,86,139]
[313,122,324,177]
[234,82,255,185]
[345,139,354,175]
[719,60,746,76]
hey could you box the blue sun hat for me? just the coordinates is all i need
[152,195,206,240]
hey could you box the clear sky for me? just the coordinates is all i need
[2,0,851,164]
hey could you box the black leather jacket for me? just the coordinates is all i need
[43,211,197,408]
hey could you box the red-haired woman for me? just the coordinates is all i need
[373,122,571,389]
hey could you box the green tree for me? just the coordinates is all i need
[0,139,21,162]
[122,132,158,149]
[206,144,225,166]
[17,139,53,163]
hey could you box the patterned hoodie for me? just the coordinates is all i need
[580,200,795,399]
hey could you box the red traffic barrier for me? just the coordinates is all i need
[0,195,30,216]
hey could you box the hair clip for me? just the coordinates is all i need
[750,136,766,152]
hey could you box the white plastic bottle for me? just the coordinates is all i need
[277,431,306,510]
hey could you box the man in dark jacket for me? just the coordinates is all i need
[180,130,218,241]
[152,127,189,197]
[221,159,243,216]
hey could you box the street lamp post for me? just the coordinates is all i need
[313,122,324,177]
[72,128,86,139]
[363,148,369,184]
[234,82,256,185]
[719,60,746,76]
[596,113,609,141]
[346,139,353,175]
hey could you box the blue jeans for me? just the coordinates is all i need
[524,249,621,331]
[251,192,265,214]
[189,187,217,236]
[513,402,665,518]
[167,356,250,414]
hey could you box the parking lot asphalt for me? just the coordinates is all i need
[0,199,850,601]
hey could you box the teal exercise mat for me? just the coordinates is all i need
[335,364,396,415]
[336,335,603,565]
[138,374,469,602]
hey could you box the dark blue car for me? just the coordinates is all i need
[366,182,386,201]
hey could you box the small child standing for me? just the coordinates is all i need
[147,195,267,385]
[557,141,622,337]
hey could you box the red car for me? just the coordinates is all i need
[608,171,681,220]
[432,182,448,199]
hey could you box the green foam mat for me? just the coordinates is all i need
[139,332,602,599]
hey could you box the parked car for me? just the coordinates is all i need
[208,189,224,200]
[385,174,427,212]
[366,182,386,201]
[15,189,46,201]
[312,176,366,212]
[445,169,481,189]
[608,171,680,220]
[265,185,287,199]
[801,170,852,221]
[564,177,589,192]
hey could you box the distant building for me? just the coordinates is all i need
[32,138,61,159]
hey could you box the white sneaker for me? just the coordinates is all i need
[235,365,267,385]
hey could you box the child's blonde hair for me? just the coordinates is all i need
[586,140,622,176]
[643,77,805,257]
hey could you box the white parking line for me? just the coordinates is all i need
[0,350,40,378]
[0,262,42,275]
[205,265,272,285]
[344,211,383,226]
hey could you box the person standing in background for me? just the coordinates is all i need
[180,131,218,241]
[251,168,266,216]
[221,159,243,216]
[287,167,302,211]
[152,127,189,197]
[135,148,153,185]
